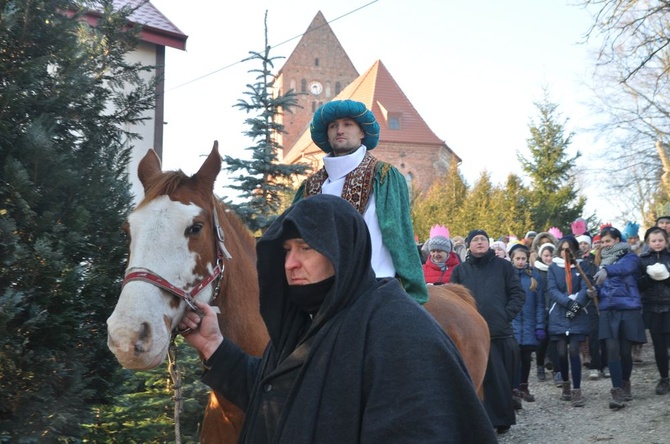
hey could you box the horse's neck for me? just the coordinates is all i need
[214,203,269,355]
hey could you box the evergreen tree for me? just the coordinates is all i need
[412,161,469,240]
[223,12,309,233]
[494,173,533,239]
[0,0,157,440]
[460,171,499,237]
[518,93,586,232]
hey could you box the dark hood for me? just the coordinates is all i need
[256,194,378,354]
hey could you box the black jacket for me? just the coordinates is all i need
[450,249,526,339]
[202,195,496,444]
[638,248,670,307]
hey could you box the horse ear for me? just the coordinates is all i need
[138,149,162,191]
[194,141,222,191]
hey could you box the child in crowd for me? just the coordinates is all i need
[593,226,646,409]
[547,236,592,407]
[637,227,670,395]
[577,234,608,380]
[491,240,508,259]
[533,243,556,382]
[510,244,545,407]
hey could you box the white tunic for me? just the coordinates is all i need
[321,146,396,278]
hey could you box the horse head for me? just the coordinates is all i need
[107,142,230,370]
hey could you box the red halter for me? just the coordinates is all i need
[121,204,233,312]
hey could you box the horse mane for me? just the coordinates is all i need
[136,170,190,209]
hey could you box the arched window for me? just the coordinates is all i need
[314,58,319,66]
[301,79,307,93]
[335,82,341,95]
[404,172,414,191]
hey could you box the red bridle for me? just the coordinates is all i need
[121,203,233,313]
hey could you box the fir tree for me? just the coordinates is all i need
[518,93,586,232]
[0,0,157,439]
[223,12,309,233]
[412,161,469,240]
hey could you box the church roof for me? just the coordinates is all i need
[284,59,459,164]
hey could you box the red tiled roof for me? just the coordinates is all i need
[83,1,187,50]
[284,59,460,164]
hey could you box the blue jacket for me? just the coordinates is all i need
[597,252,642,311]
[546,260,590,336]
[512,266,546,346]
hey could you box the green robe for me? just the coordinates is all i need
[293,160,428,304]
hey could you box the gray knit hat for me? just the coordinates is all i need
[428,235,452,253]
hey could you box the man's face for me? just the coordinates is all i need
[469,235,489,257]
[283,238,335,285]
[327,117,364,156]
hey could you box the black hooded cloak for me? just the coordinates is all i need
[202,194,496,443]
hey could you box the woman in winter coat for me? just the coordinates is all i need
[509,244,545,405]
[530,231,559,264]
[593,226,646,409]
[422,235,461,285]
[533,243,556,381]
[637,226,670,395]
[547,236,592,407]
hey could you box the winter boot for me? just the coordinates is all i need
[520,383,536,402]
[512,389,523,410]
[609,387,625,409]
[537,366,547,381]
[655,377,670,395]
[554,371,563,387]
[571,388,584,407]
[622,380,633,401]
[561,381,571,401]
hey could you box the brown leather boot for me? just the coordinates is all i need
[519,383,536,402]
[581,341,591,367]
[561,381,571,401]
[622,380,633,401]
[571,388,584,407]
[610,387,625,409]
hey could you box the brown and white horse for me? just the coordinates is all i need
[107,143,489,443]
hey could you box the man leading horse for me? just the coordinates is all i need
[179,194,496,443]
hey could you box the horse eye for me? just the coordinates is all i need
[186,223,203,235]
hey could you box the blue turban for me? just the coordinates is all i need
[310,100,380,153]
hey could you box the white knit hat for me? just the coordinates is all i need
[576,234,592,247]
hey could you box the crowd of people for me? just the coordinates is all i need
[422,216,670,433]
[177,98,668,442]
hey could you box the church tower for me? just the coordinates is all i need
[274,11,359,158]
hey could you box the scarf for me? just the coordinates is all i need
[563,249,573,294]
[430,256,448,270]
[288,276,336,315]
[600,241,631,266]
[533,260,549,272]
[302,152,379,214]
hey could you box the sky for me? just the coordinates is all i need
[148,0,616,223]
